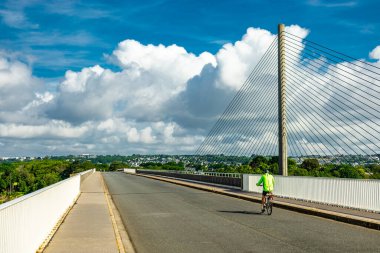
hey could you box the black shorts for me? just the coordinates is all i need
[262,191,272,196]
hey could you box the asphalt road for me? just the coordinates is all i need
[103,172,380,253]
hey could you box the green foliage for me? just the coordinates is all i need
[207,156,375,180]
[367,164,380,179]
[109,161,130,171]
[338,164,362,179]
[163,162,185,170]
[291,167,309,176]
[0,159,95,204]
[139,161,184,171]
[301,158,319,171]
[248,156,277,174]
[249,156,267,167]
[139,162,162,170]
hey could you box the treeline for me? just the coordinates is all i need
[212,156,380,179]
[0,159,129,204]
[52,155,133,164]
[139,161,185,171]
[135,156,380,179]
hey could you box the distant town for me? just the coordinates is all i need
[2,153,379,167]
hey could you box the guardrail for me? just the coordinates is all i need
[137,169,241,178]
[243,174,380,212]
[137,169,242,187]
[201,171,241,178]
[0,169,95,253]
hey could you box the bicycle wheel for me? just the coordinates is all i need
[266,202,273,215]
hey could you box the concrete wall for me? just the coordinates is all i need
[124,168,136,174]
[0,169,94,253]
[243,174,380,212]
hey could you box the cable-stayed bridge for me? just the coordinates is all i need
[196,24,380,175]
[1,24,380,253]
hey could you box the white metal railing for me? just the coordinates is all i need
[243,174,380,212]
[138,169,241,178]
[0,169,94,253]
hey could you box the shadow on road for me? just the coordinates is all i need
[218,210,263,215]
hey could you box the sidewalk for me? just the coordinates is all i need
[43,172,120,253]
[136,173,380,230]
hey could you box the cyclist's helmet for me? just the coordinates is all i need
[265,169,270,174]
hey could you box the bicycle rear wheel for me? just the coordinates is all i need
[266,202,273,215]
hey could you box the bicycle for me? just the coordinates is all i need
[263,193,273,215]
[258,185,273,215]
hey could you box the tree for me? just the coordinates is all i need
[338,165,362,179]
[367,164,380,179]
[269,156,279,165]
[235,165,254,174]
[292,168,309,176]
[301,159,319,171]
[249,156,267,169]
[109,161,129,171]
[0,159,102,204]
[288,158,297,167]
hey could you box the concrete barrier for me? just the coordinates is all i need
[79,168,95,183]
[124,168,136,174]
[243,174,380,212]
[0,169,94,253]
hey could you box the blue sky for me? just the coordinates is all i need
[0,0,379,78]
[0,0,380,156]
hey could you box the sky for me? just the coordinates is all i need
[0,0,379,156]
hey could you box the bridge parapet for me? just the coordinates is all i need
[136,169,242,188]
[243,174,380,212]
[134,170,379,212]
[0,169,95,253]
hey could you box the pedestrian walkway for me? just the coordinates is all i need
[44,172,119,253]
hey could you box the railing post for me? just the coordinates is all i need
[278,23,288,176]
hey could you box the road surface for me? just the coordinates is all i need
[103,172,380,253]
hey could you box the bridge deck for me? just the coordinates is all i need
[103,172,380,253]
[147,174,380,222]
[43,172,119,253]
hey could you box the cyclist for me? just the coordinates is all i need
[256,169,275,213]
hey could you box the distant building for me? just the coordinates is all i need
[79,154,96,159]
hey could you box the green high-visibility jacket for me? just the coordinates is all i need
[256,173,275,192]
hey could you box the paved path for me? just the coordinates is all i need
[44,172,119,253]
[103,172,380,253]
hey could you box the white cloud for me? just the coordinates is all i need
[0,121,89,138]
[97,118,119,133]
[111,39,216,93]
[22,92,54,111]
[0,25,378,156]
[61,65,105,93]
[101,135,120,144]
[22,31,98,47]
[307,0,357,8]
[0,9,39,29]
[43,1,114,19]
[0,55,45,124]
[369,46,380,60]
[0,25,307,155]
[140,127,155,144]
[127,127,139,143]
[216,27,276,90]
